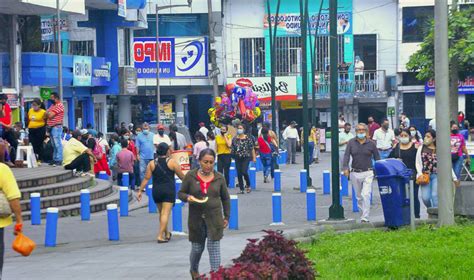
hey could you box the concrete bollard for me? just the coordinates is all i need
[229,195,239,230]
[300,169,308,193]
[274,169,281,192]
[98,171,108,180]
[352,186,359,212]
[229,167,236,189]
[175,179,182,199]
[340,172,349,196]
[80,189,91,221]
[271,193,283,225]
[44,207,59,247]
[107,204,120,241]
[172,199,183,234]
[121,172,130,188]
[30,193,41,225]
[147,185,157,213]
[306,189,316,221]
[323,170,330,195]
[249,167,256,190]
[119,187,129,217]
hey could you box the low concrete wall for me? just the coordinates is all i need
[455,183,474,217]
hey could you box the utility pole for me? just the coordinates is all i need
[300,0,311,187]
[266,0,281,136]
[56,0,63,101]
[434,0,455,226]
[207,0,219,98]
[155,4,161,124]
[328,0,344,220]
[309,0,324,126]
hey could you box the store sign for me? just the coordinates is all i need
[92,62,111,86]
[280,100,302,110]
[118,0,127,18]
[41,15,68,42]
[133,37,208,78]
[73,56,92,87]
[40,88,52,100]
[226,76,297,101]
[264,12,352,36]
[425,77,474,95]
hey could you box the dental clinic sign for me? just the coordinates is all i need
[133,37,208,79]
[226,77,297,101]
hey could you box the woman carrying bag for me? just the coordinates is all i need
[258,127,278,183]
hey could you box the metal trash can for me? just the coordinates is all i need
[374,159,412,227]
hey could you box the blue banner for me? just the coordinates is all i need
[425,77,474,95]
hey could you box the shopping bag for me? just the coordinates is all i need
[12,233,36,256]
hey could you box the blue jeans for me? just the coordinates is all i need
[452,155,464,180]
[139,158,152,185]
[260,153,273,178]
[421,173,438,208]
[308,142,315,162]
[378,149,392,160]
[50,126,63,164]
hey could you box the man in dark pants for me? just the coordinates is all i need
[282,121,300,164]
[62,130,97,175]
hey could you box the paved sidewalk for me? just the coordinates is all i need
[3,152,428,279]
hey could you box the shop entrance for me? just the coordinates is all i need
[187,94,212,138]
[358,103,387,125]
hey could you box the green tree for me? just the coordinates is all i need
[406,6,474,121]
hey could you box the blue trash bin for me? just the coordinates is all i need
[374,159,412,228]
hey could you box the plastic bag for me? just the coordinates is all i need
[12,233,36,256]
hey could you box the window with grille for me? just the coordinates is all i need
[69,40,94,56]
[313,35,345,72]
[239,38,265,76]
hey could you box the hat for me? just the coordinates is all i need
[157,124,165,130]
[80,129,88,135]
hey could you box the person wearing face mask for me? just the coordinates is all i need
[450,123,470,180]
[153,124,172,148]
[367,116,380,139]
[408,125,422,147]
[46,92,65,166]
[215,125,233,187]
[343,123,380,223]
[27,98,47,162]
[232,124,256,194]
[372,119,395,160]
[339,123,354,167]
[135,123,155,184]
[389,128,420,218]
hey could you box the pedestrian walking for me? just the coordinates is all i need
[339,123,354,167]
[343,123,380,223]
[193,131,209,168]
[283,121,299,164]
[207,131,216,153]
[46,92,65,166]
[27,98,47,161]
[135,123,155,184]
[138,143,185,243]
[389,128,420,218]
[198,122,209,140]
[408,125,423,147]
[450,123,470,180]
[258,127,278,183]
[216,125,233,187]
[372,119,395,160]
[169,124,187,150]
[109,135,121,181]
[154,124,172,147]
[232,124,256,194]
[311,125,321,164]
[458,111,465,129]
[178,148,230,278]
[97,132,110,155]
[367,116,380,139]
[117,139,136,189]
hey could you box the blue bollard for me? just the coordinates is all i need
[231,160,236,168]
[274,169,281,192]
[98,171,108,180]
[271,193,283,225]
[147,185,157,213]
[121,172,130,188]
[172,199,183,233]
[323,170,331,195]
[306,189,316,221]
[229,195,239,230]
[44,207,59,247]
[340,172,349,196]
[229,167,236,189]
[352,186,359,212]
[249,167,256,190]
[80,189,91,221]
[119,187,129,217]
[107,204,120,241]
[300,169,308,193]
[175,179,182,199]
[30,193,41,225]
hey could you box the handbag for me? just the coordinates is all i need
[262,138,279,157]
[0,190,12,218]
[12,233,36,256]
[416,173,430,185]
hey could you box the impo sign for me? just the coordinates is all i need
[226,77,297,101]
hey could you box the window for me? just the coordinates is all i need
[313,35,345,72]
[239,38,265,75]
[402,72,424,86]
[69,41,94,56]
[134,14,209,37]
[275,37,301,75]
[118,29,131,66]
[19,15,42,52]
[0,14,12,87]
[402,6,434,43]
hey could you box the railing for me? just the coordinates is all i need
[314,70,387,98]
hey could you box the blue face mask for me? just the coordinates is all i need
[143,129,149,135]
[357,133,366,139]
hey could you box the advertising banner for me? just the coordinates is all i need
[73,56,92,87]
[118,0,127,18]
[425,77,474,95]
[226,76,297,101]
[41,15,68,42]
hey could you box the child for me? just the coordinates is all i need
[116,139,136,190]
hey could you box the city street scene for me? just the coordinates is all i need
[0,0,473,279]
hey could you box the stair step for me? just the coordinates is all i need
[20,177,93,200]
[14,167,73,189]
[20,179,112,212]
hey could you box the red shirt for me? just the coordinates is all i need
[127,140,138,159]
[258,136,272,154]
[47,102,65,127]
[369,122,380,139]
[0,103,12,127]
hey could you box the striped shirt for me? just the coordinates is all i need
[47,102,64,127]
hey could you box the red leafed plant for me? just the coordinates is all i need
[204,230,316,280]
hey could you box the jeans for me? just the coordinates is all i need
[217,154,232,187]
[421,173,438,208]
[139,158,153,184]
[308,142,315,162]
[235,157,251,190]
[286,138,297,164]
[452,155,464,180]
[260,153,273,178]
[64,153,90,172]
[378,149,392,160]
[50,126,63,164]
[134,161,140,187]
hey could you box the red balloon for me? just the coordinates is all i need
[225,83,235,95]
[238,99,247,116]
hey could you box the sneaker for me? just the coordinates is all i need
[75,171,84,177]
[264,176,268,183]
[238,190,245,194]
[361,218,370,223]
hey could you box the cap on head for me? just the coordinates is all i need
[157,124,165,130]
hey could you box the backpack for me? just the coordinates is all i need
[93,139,103,160]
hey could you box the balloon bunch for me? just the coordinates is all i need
[208,83,261,127]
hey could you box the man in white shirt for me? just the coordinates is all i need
[153,124,172,148]
[338,123,354,167]
[282,121,300,164]
[354,56,364,91]
[198,122,209,140]
[372,119,395,159]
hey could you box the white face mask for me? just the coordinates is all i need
[399,137,410,144]
[410,131,416,137]
[237,129,244,135]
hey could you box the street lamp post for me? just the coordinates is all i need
[266,0,281,137]
[300,0,311,187]
[155,1,192,124]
